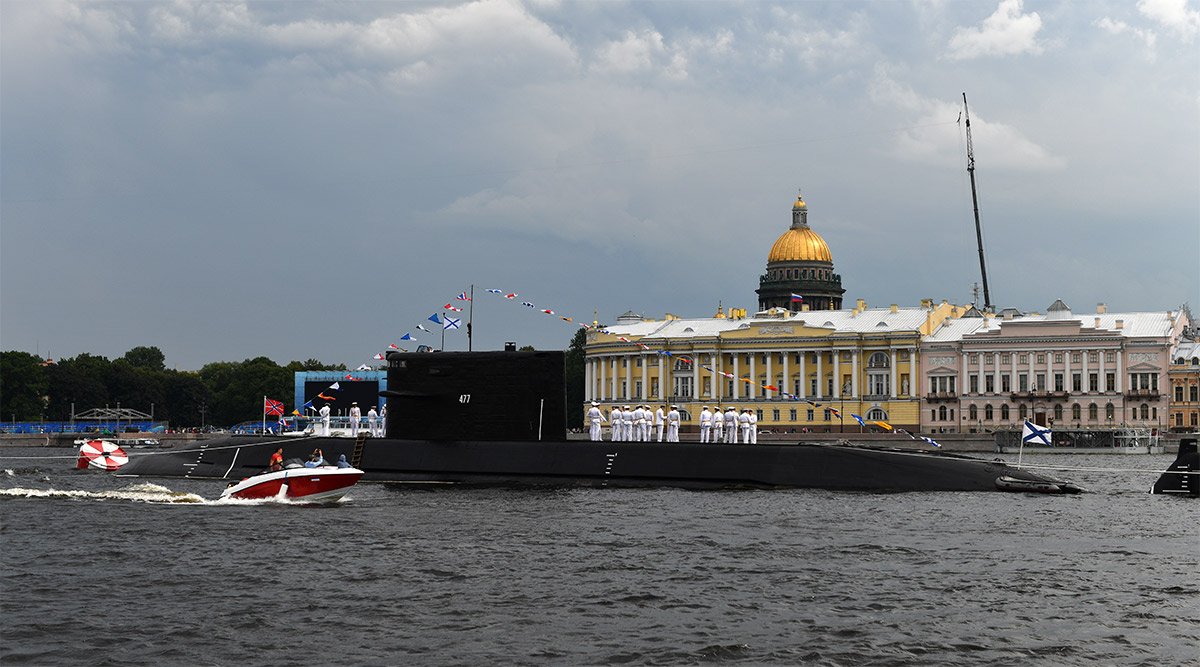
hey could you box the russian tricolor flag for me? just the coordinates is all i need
[790,293,804,302]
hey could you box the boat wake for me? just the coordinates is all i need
[0,482,207,504]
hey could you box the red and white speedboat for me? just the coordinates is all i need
[220,464,364,502]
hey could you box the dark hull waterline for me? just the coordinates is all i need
[117,435,1082,493]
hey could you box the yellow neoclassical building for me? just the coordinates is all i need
[584,191,966,433]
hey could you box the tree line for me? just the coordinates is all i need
[2,329,589,429]
[0,346,345,428]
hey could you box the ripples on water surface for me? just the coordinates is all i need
[1,449,1196,666]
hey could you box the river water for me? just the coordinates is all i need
[1,448,1196,666]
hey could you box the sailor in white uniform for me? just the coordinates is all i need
[609,406,623,441]
[379,404,387,436]
[642,406,653,442]
[748,409,758,444]
[655,405,666,442]
[699,406,712,443]
[631,405,644,442]
[666,405,680,443]
[713,407,724,443]
[367,406,378,437]
[725,407,738,443]
[587,402,606,441]
[739,409,752,444]
[349,402,362,437]
[319,404,331,437]
[623,406,634,442]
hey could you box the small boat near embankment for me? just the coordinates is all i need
[220,461,363,501]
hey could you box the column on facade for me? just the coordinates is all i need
[692,353,699,401]
[748,353,757,399]
[598,358,606,401]
[624,355,632,401]
[1114,349,1122,392]
[978,351,986,395]
[611,357,619,400]
[766,353,773,399]
[852,350,860,398]
[887,349,895,399]
[1009,350,1017,394]
[1098,348,1107,392]
[585,359,593,401]
[641,354,648,401]
[733,354,740,400]
[1081,350,1089,395]
[1064,349,1071,393]
[714,352,723,403]
[816,352,823,399]
[798,351,807,399]
[658,355,665,400]
[834,350,843,397]
[1028,349,1036,391]
[992,352,1000,395]
[962,352,970,394]
[777,352,787,398]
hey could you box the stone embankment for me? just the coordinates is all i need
[0,432,214,447]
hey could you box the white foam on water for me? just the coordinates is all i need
[0,483,207,504]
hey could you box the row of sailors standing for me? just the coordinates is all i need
[586,403,756,444]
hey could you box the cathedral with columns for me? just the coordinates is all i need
[582,191,1188,436]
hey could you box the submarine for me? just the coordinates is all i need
[119,350,1083,493]
[1151,438,1198,497]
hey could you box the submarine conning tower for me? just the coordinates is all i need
[380,350,568,442]
[1152,437,1198,497]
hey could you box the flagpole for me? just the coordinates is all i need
[441,314,446,351]
[468,284,474,352]
[261,396,266,435]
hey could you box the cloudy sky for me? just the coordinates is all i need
[2,0,1197,370]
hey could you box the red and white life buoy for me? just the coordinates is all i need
[76,440,129,471]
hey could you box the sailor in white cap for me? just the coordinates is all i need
[319,403,331,437]
[655,405,666,442]
[623,406,634,442]
[640,406,652,442]
[631,405,645,442]
[666,405,681,442]
[609,405,623,441]
[587,401,606,441]
[713,406,725,443]
[739,409,752,444]
[748,408,758,444]
[379,403,387,436]
[349,402,362,437]
[724,406,738,443]
[699,406,712,443]
[367,405,379,437]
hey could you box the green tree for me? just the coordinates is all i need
[564,328,587,428]
[46,353,111,420]
[0,351,49,420]
[199,357,293,425]
[120,346,166,371]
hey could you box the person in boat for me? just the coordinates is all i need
[305,448,326,468]
[268,448,284,472]
[336,454,352,468]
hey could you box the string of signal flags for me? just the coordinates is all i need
[288,284,941,447]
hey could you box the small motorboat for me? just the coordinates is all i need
[220,461,364,502]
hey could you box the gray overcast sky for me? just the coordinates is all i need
[2,0,1197,370]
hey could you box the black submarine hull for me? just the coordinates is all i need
[1151,437,1198,497]
[120,350,1081,493]
[117,434,1081,493]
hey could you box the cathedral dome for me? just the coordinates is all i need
[767,227,832,263]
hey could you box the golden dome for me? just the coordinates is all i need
[768,227,832,263]
[793,194,807,210]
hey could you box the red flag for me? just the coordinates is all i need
[264,398,286,416]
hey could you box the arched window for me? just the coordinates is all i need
[1105,402,1114,420]
[985,405,994,420]
[1019,404,1028,419]
[1071,403,1081,420]
[1001,404,1009,420]
[938,405,947,421]
[868,352,890,368]
[1140,403,1150,420]
[1053,404,1063,421]
[1088,403,1098,420]
[866,408,888,421]
[968,405,978,420]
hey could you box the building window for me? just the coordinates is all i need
[1072,373,1081,392]
[1106,351,1115,363]
[1176,386,1185,401]
[1001,404,1010,420]
[1054,352,1063,363]
[1072,352,1081,364]
[772,409,780,421]
[1019,354,1028,364]
[938,406,947,421]
[1019,374,1028,392]
[1105,402,1115,420]
[1019,404,1028,419]
[931,408,937,421]
[1001,353,1011,364]
[807,409,814,421]
[1037,353,1045,364]
[1053,404,1062,421]
[1002,375,1011,393]
[1089,373,1098,392]
[869,352,890,368]
[969,376,979,393]
[1140,403,1150,420]
[1192,413,1198,427]
[1105,373,1114,390]
[757,409,764,421]
[1072,404,1081,420]
[789,409,797,421]
[1191,386,1199,402]
[867,408,888,421]
[985,405,994,420]
[969,405,978,421]
[1089,352,1099,364]
[823,409,832,421]
[1036,373,1045,391]
[1088,403,1097,421]
[1054,373,1064,391]
[969,353,979,364]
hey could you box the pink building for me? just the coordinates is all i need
[920,301,1188,433]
